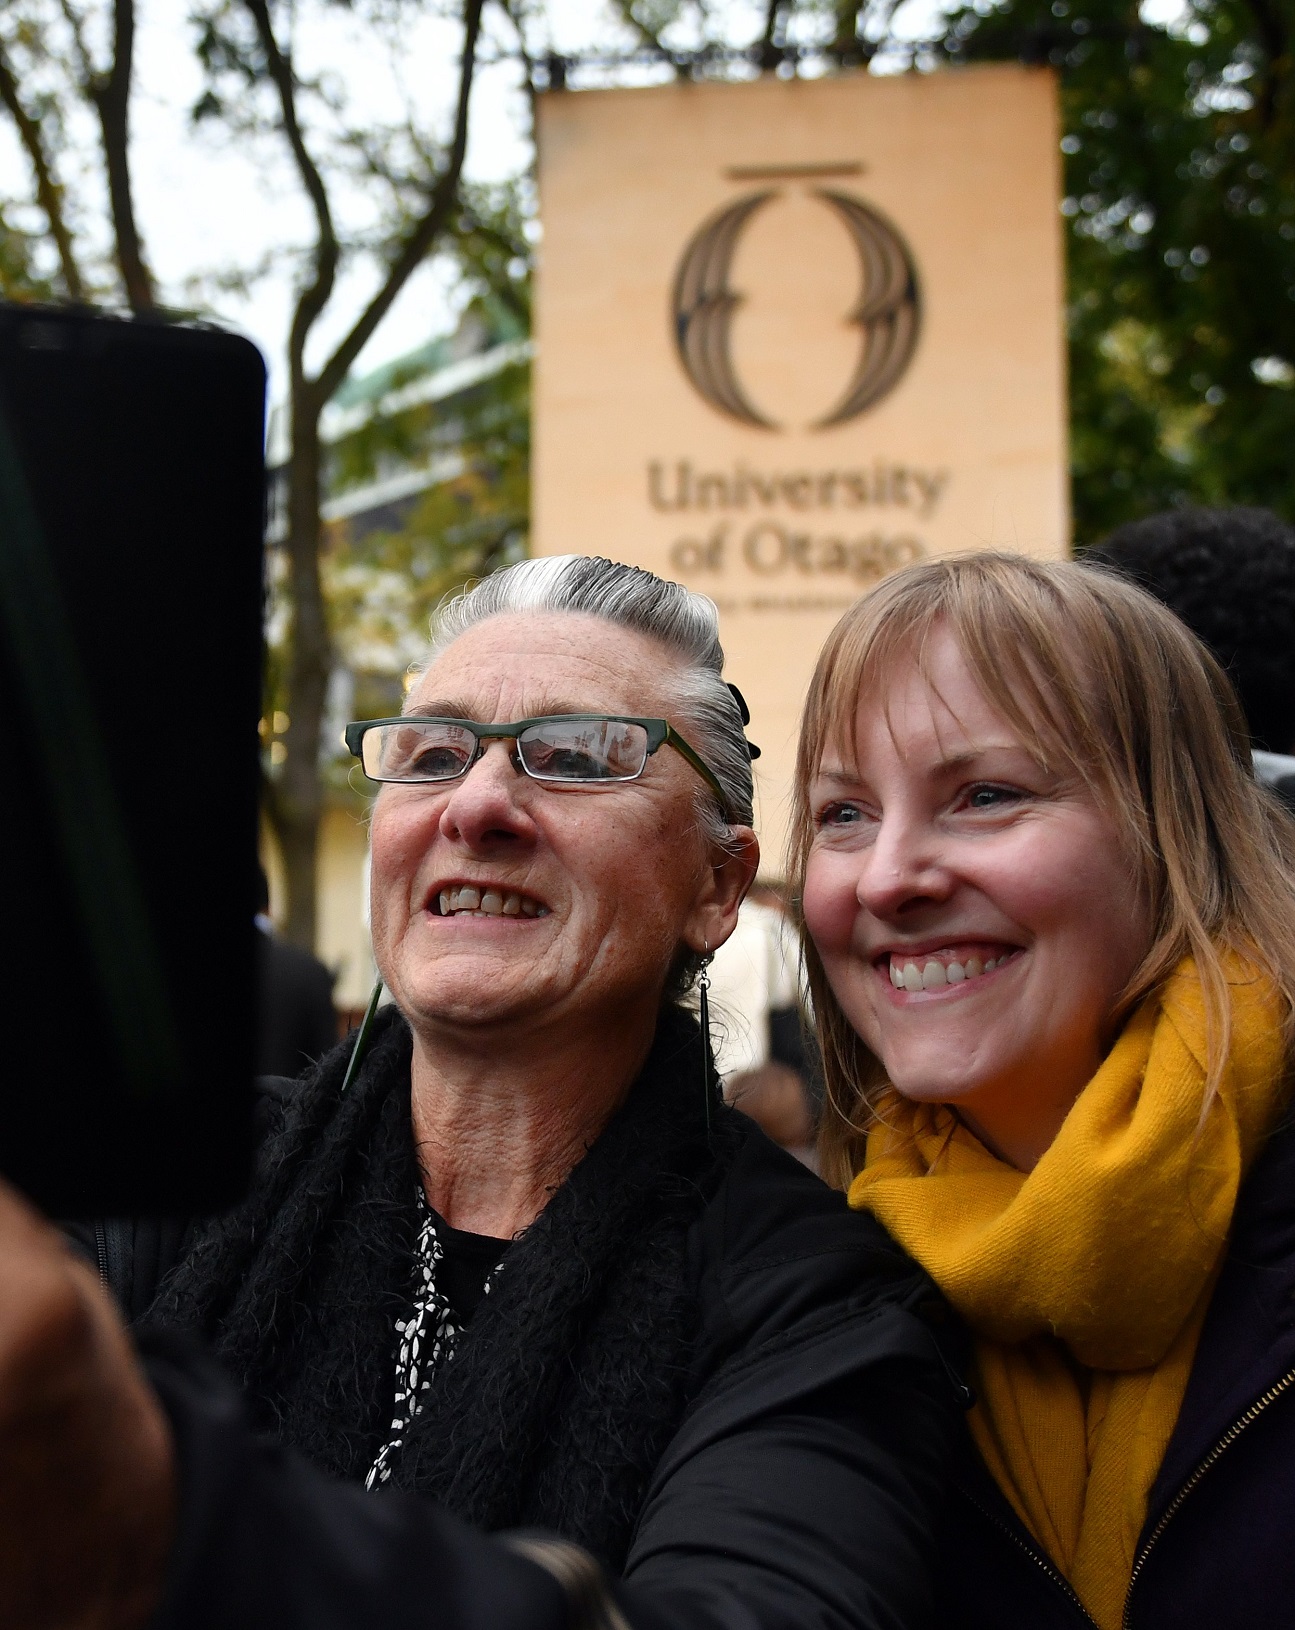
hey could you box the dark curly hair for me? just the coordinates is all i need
[1086,507,1295,754]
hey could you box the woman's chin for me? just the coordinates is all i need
[887,1078,970,1108]
[395,967,559,1034]
[883,1052,1009,1111]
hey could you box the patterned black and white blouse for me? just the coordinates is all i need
[365,1192,504,1490]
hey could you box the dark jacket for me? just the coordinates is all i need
[936,1111,1295,1630]
[119,1113,962,1630]
[255,926,337,1077]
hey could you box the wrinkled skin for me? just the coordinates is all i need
[371,611,754,1050]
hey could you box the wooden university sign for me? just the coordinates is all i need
[533,66,1067,864]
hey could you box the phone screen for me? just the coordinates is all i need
[0,304,265,1215]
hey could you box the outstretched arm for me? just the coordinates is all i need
[0,1179,173,1630]
[0,1177,591,1630]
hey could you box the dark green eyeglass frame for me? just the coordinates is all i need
[343,713,727,809]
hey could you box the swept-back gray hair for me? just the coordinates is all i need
[423,555,755,837]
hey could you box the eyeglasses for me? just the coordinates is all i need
[344,714,727,807]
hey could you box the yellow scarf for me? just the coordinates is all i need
[848,957,1286,1630]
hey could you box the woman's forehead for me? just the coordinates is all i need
[817,627,1049,774]
[410,611,676,717]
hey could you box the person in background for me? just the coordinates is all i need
[254,865,337,1075]
[793,553,1295,1630]
[1086,505,1295,811]
[708,883,820,1160]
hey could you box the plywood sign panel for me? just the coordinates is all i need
[534,67,1066,869]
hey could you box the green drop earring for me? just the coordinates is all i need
[340,977,385,1094]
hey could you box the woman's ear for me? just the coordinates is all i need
[684,826,760,954]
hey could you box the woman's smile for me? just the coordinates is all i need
[429,883,550,919]
[877,943,1023,997]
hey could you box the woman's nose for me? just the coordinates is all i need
[437,741,537,850]
[856,815,953,920]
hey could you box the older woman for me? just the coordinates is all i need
[792,552,1295,1630]
[118,555,957,1628]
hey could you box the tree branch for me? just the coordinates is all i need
[1240,0,1289,132]
[829,0,863,63]
[62,0,154,309]
[0,40,85,299]
[90,0,153,310]
[243,0,340,405]
[453,201,531,325]
[56,0,96,90]
[608,0,685,77]
[314,0,487,407]
[758,0,784,72]
[835,0,895,65]
[500,0,538,143]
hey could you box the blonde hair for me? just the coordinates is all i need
[788,552,1295,1190]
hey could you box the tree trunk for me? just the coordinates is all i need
[274,396,331,950]
[94,0,154,312]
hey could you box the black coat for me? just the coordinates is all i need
[138,1121,963,1630]
[936,1111,1295,1630]
[255,927,337,1077]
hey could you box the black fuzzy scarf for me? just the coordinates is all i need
[149,1002,742,1566]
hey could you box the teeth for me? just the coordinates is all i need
[439,886,545,918]
[888,950,1010,990]
[922,960,946,990]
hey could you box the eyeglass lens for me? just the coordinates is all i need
[518,719,647,781]
[362,719,651,784]
[365,721,476,781]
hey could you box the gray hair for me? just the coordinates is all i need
[423,555,755,839]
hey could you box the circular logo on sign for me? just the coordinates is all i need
[670,188,921,431]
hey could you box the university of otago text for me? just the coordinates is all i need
[649,457,948,587]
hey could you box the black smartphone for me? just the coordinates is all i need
[0,303,265,1215]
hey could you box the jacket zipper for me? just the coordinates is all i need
[1121,1363,1295,1630]
[959,1482,1100,1628]
[963,1363,1295,1628]
[93,1220,110,1284]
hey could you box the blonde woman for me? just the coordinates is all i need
[792,552,1295,1630]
